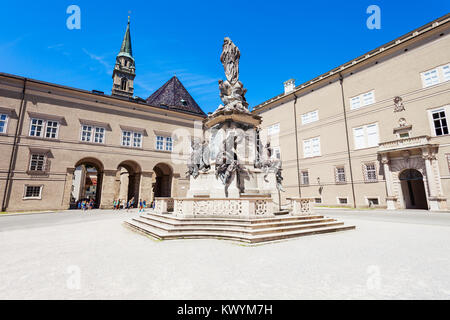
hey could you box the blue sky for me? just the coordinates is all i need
[0,1,449,113]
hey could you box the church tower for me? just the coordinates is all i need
[112,17,135,97]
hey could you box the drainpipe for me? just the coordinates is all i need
[338,74,356,208]
[2,78,27,212]
[292,93,302,197]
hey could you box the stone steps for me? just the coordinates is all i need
[138,213,336,229]
[124,213,355,244]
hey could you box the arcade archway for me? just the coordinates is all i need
[70,158,104,208]
[399,169,428,210]
[153,163,173,199]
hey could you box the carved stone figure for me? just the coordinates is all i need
[187,139,211,179]
[220,37,240,85]
[212,37,250,115]
[394,96,405,112]
[259,142,284,191]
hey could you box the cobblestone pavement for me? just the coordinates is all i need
[0,209,449,299]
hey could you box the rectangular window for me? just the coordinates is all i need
[350,96,361,110]
[133,132,142,148]
[81,125,92,142]
[122,130,132,147]
[338,197,348,205]
[156,136,164,150]
[442,64,450,82]
[353,123,379,149]
[267,123,280,135]
[165,136,173,151]
[301,171,309,185]
[81,125,105,144]
[314,198,322,204]
[29,119,44,137]
[364,163,377,182]
[301,110,319,125]
[272,146,281,159]
[29,154,46,172]
[431,109,448,136]
[94,127,105,143]
[45,121,58,139]
[421,64,450,87]
[29,119,58,139]
[350,91,375,110]
[422,68,440,87]
[335,166,346,183]
[303,137,320,158]
[367,198,379,206]
[24,185,42,199]
[0,114,8,133]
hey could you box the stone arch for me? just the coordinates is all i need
[70,157,105,208]
[116,160,142,206]
[152,162,173,199]
[398,168,428,209]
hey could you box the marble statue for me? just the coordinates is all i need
[212,37,250,115]
[187,139,210,179]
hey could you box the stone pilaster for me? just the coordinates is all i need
[381,154,397,210]
[100,169,118,209]
[139,171,153,203]
[61,168,75,209]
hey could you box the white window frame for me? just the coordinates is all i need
[121,130,142,148]
[335,166,346,184]
[155,135,173,152]
[267,123,280,136]
[133,132,142,148]
[301,110,319,125]
[364,162,378,183]
[301,170,309,185]
[337,197,349,205]
[428,107,449,137]
[165,136,173,151]
[0,113,8,134]
[421,63,450,88]
[29,118,59,139]
[23,185,43,200]
[365,196,380,206]
[353,123,379,150]
[350,90,375,110]
[156,135,165,151]
[29,153,47,172]
[303,136,321,158]
[271,146,281,160]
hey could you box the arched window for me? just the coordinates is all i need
[121,78,127,91]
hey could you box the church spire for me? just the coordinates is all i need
[119,16,133,59]
[112,16,136,98]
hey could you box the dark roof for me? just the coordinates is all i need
[147,76,206,116]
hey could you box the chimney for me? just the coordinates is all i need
[284,79,295,94]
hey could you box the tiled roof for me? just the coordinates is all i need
[147,76,206,116]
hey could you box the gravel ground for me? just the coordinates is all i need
[0,209,449,300]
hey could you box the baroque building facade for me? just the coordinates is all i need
[1,15,449,212]
[0,19,205,212]
[253,14,450,211]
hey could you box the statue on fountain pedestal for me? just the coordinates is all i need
[213,37,250,115]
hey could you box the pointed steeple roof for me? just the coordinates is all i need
[117,16,133,61]
[147,76,206,116]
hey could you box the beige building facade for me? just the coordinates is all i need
[253,14,450,211]
[0,19,205,212]
[1,15,449,212]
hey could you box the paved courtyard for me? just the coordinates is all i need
[0,208,449,299]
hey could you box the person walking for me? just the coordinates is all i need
[138,199,143,214]
[81,200,86,212]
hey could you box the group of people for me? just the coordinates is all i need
[113,198,152,213]
[77,198,95,211]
